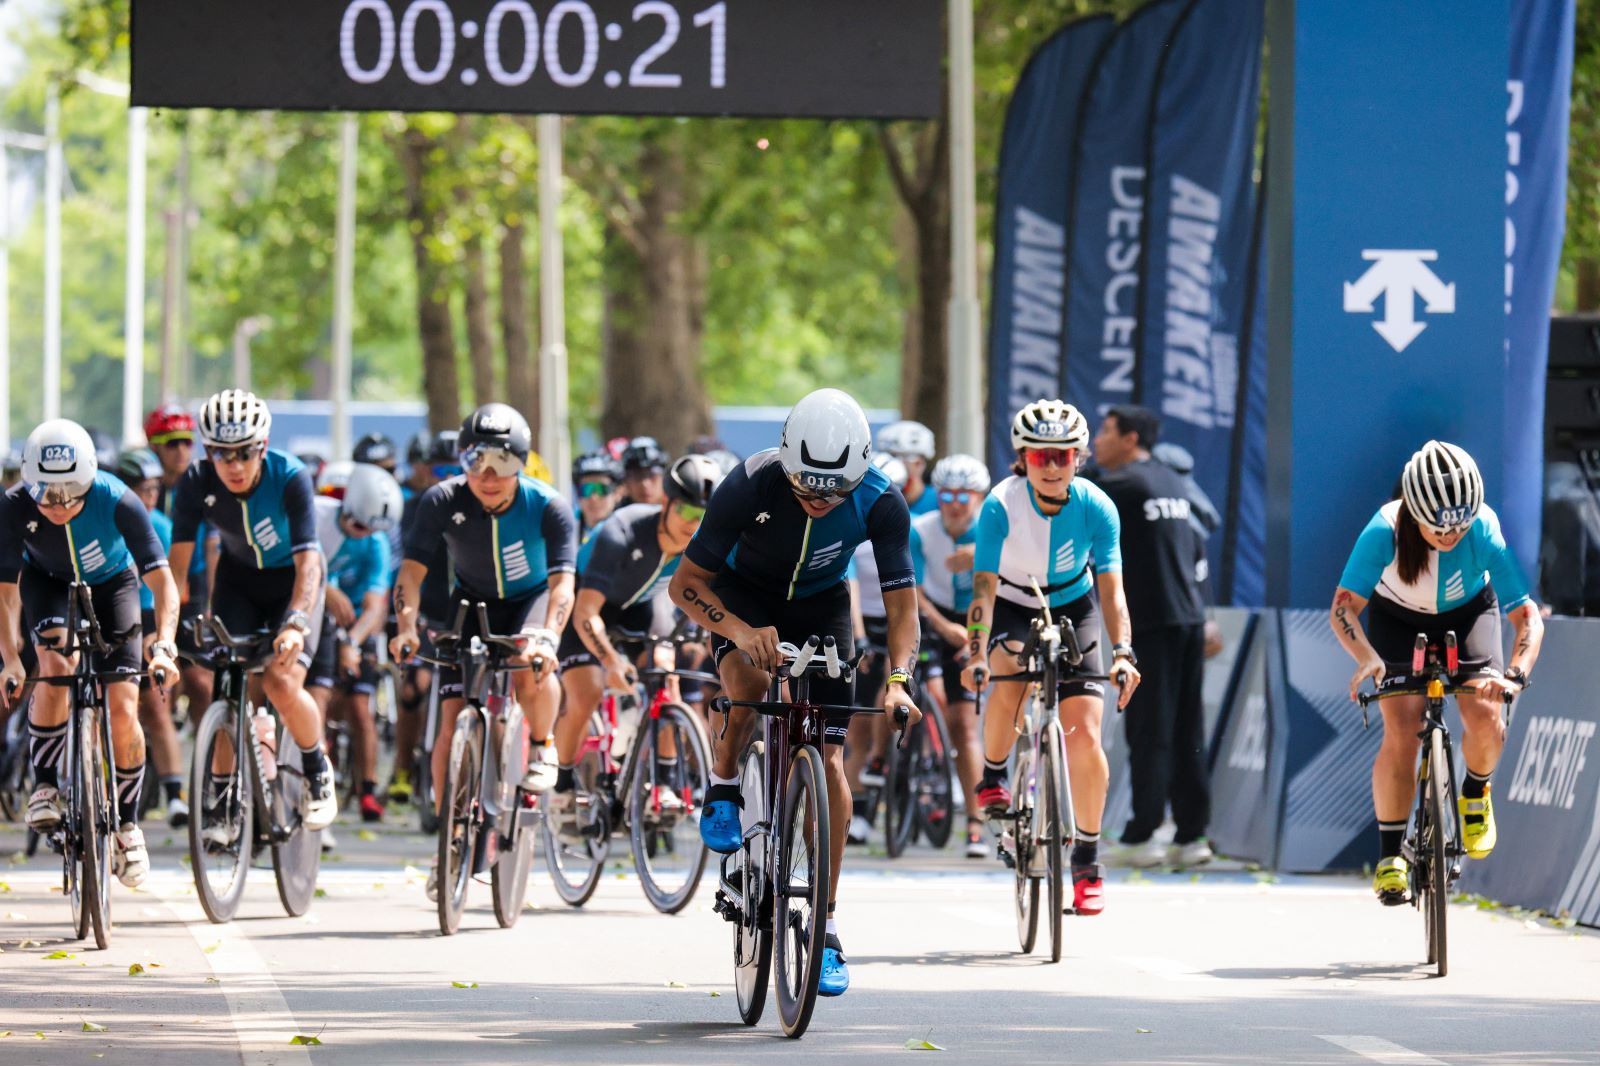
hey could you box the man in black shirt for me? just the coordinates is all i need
[1091,406,1213,868]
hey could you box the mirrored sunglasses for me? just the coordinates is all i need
[461,445,524,478]
[577,481,613,499]
[210,443,264,466]
[674,501,707,522]
[937,489,976,506]
[35,481,93,507]
[1024,447,1076,469]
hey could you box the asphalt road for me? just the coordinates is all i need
[1,817,1597,1066]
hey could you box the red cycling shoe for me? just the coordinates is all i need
[1072,864,1105,915]
[977,784,1012,818]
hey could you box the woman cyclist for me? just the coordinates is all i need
[1330,440,1543,905]
[960,400,1141,915]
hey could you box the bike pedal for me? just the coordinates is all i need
[997,846,1015,870]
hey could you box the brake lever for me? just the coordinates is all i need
[893,705,911,750]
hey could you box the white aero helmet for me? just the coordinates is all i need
[1011,399,1089,452]
[1400,440,1483,534]
[871,450,908,490]
[876,419,936,460]
[198,388,272,449]
[932,453,992,494]
[22,419,98,503]
[343,462,405,532]
[317,459,356,500]
[779,388,873,497]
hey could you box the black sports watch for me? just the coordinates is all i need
[1111,643,1138,666]
[282,610,312,636]
[1504,665,1529,689]
[149,640,179,663]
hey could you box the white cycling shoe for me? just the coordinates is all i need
[519,744,558,794]
[113,823,150,888]
[301,771,338,832]
[26,785,64,832]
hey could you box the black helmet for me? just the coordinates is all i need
[459,404,531,461]
[664,454,724,508]
[114,447,163,486]
[572,449,621,483]
[621,436,668,473]
[427,429,461,466]
[406,429,435,465]
[353,431,397,466]
[2,450,22,474]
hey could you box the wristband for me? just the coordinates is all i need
[149,640,178,663]
[967,622,991,635]
[887,669,914,689]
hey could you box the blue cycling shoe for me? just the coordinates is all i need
[699,786,744,854]
[818,934,849,997]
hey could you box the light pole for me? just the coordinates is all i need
[43,84,61,422]
[947,0,984,457]
[537,114,570,495]
[331,114,357,460]
[231,315,270,391]
[0,129,49,450]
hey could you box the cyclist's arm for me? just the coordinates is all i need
[572,586,624,666]
[882,585,922,687]
[918,587,964,647]
[1328,586,1380,663]
[0,581,22,668]
[142,567,179,645]
[1506,599,1544,679]
[543,572,575,637]
[391,559,427,642]
[1095,570,1134,650]
[286,548,324,621]
[168,541,194,603]
[349,588,388,646]
[848,577,866,644]
[668,557,749,644]
[965,572,998,667]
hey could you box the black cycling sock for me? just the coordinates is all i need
[360,780,377,798]
[554,765,575,793]
[302,745,330,779]
[115,763,145,827]
[1071,831,1100,867]
[706,782,743,807]
[30,721,66,788]
[162,775,184,804]
[1461,769,1491,801]
[1379,821,1406,859]
[980,759,1008,791]
[852,795,868,818]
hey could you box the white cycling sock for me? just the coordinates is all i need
[825,916,838,936]
[710,772,739,788]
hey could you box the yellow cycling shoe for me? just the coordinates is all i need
[1459,786,1497,859]
[1374,856,1409,905]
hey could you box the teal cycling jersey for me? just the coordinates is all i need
[1338,500,1532,615]
[140,509,174,610]
[0,471,169,588]
[973,475,1122,608]
[909,511,978,613]
[906,487,939,518]
[170,448,319,570]
[315,497,391,601]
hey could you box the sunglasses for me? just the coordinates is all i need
[577,481,613,499]
[210,443,264,466]
[461,445,524,478]
[1024,447,1076,469]
[35,482,92,508]
[937,490,976,506]
[153,437,193,450]
[673,501,707,522]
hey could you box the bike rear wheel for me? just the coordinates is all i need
[774,744,829,1039]
[1012,749,1039,954]
[189,700,253,924]
[733,740,771,1026]
[78,702,114,949]
[883,721,918,859]
[542,713,608,907]
[271,723,322,917]
[492,703,535,927]
[437,712,483,935]
[915,700,955,850]
[1040,727,1066,963]
[629,703,712,915]
[1423,728,1452,976]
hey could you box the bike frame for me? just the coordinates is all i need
[204,621,298,847]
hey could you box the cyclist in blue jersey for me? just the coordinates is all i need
[960,400,1141,917]
[876,419,939,517]
[911,454,991,858]
[547,455,723,842]
[309,464,402,823]
[390,405,578,897]
[1331,441,1543,904]
[0,421,179,888]
[168,390,337,831]
[670,388,920,998]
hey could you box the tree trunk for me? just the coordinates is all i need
[464,233,498,405]
[598,131,714,455]
[398,126,460,432]
[500,220,538,427]
[1579,258,1600,312]
[880,112,951,442]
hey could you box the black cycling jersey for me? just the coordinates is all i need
[170,449,319,570]
[0,472,167,587]
[685,449,914,601]
[577,504,682,609]
[403,474,577,602]
[1091,458,1205,632]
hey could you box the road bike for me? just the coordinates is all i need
[882,670,954,857]
[416,601,542,935]
[1358,631,1517,978]
[542,625,715,914]
[181,617,322,923]
[711,635,906,1038]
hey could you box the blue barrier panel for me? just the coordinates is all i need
[1207,609,1282,866]
[1460,617,1600,926]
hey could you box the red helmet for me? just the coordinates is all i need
[144,404,196,444]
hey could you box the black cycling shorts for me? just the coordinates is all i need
[709,575,854,745]
[557,599,654,673]
[932,604,976,704]
[211,554,321,670]
[989,592,1108,701]
[434,587,548,701]
[20,563,142,677]
[308,616,377,694]
[1370,585,1503,690]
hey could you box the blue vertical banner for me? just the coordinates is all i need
[1503,0,1575,587]
[1061,0,1188,420]
[1265,0,1508,608]
[1136,0,1264,590]
[1225,220,1270,607]
[985,14,1117,472]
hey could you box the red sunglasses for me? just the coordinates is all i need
[1024,447,1076,468]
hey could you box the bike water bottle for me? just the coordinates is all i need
[611,693,643,758]
[254,708,279,782]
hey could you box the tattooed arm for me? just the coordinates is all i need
[1329,586,1386,700]
[959,572,998,692]
[1505,600,1544,679]
[669,557,780,673]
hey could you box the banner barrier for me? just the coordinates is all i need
[1207,610,1281,866]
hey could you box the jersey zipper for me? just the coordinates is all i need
[787,516,814,602]
[492,512,506,598]
[240,498,264,569]
[64,520,83,581]
[621,553,675,610]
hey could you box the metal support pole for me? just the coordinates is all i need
[537,114,570,495]
[123,107,148,444]
[0,139,9,450]
[946,0,984,457]
[331,114,358,460]
[43,85,61,422]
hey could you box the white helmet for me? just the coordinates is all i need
[876,419,936,460]
[1401,440,1483,534]
[317,459,356,500]
[932,454,991,494]
[1011,399,1089,452]
[871,450,908,490]
[198,388,271,449]
[342,462,405,532]
[22,419,98,502]
[778,388,872,497]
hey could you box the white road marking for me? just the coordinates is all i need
[151,884,312,1066]
[1320,1035,1448,1065]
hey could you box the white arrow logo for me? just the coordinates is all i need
[1342,249,1455,353]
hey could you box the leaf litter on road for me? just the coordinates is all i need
[451,981,479,989]
[81,1021,107,1033]
[290,1034,323,1046]
[904,1037,945,1051]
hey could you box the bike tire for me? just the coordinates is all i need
[883,724,918,859]
[492,702,535,928]
[915,700,956,850]
[629,703,712,915]
[774,744,829,1039]
[733,740,771,1027]
[331,727,356,814]
[541,712,608,907]
[1013,749,1039,955]
[1041,726,1066,963]
[436,712,483,936]
[78,702,114,949]
[1426,728,1451,976]
[189,700,253,924]
[271,723,322,918]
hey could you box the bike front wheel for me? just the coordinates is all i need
[1423,728,1453,976]
[437,712,483,935]
[629,703,712,914]
[1040,725,1067,963]
[189,700,253,924]
[271,722,322,917]
[541,713,608,907]
[774,744,829,1039]
[733,740,771,1027]
[1012,749,1039,955]
[76,702,114,949]
[883,720,918,859]
[915,700,955,850]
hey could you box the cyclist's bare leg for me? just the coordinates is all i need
[29,634,72,729]
[511,668,560,745]
[1373,696,1425,822]
[948,696,982,826]
[392,666,428,781]
[432,696,466,814]
[1058,693,1107,835]
[106,678,146,794]
[309,684,334,755]
[710,653,767,780]
[1457,692,1508,779]
[347,690,378,789]
[980,643,1029,767]
[555,665,603,766]
[843,715,873,789]
[260,661,322,752]
[179,663,212,724]
[824,744,851,902]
